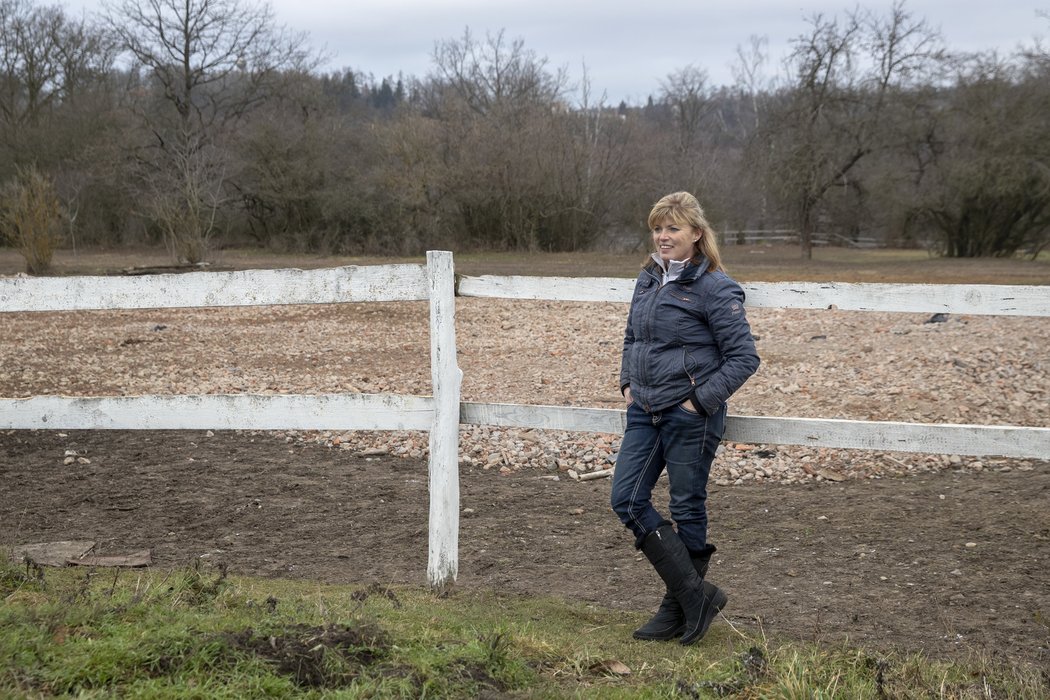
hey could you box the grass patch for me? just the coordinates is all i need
[0,555,1045,698]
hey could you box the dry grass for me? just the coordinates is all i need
[2,244,1049,284]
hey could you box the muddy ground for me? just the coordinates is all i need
[2,429,1048,666]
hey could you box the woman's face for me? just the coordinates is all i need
[651,218,699,263]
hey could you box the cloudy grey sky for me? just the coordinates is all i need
[68,0,1047,105]
[291,0,1045,103]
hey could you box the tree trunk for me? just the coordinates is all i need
[799,200,814,260]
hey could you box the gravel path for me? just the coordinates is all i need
[2,299,1047,480]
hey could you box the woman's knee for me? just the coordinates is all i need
[609,486,634,522]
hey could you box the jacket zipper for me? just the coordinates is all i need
[684,348,697,391]
[683,349,696,384]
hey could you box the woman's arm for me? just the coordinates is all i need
[692,279,760,415]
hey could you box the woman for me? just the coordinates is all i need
[611,191,760,645]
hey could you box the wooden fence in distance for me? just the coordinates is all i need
[2,251,1048,588]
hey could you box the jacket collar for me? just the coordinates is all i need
[645,255,709,284]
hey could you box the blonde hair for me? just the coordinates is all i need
[646,191,724,273]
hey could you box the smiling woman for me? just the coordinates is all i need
[650,222,696,263]
[645,191,725,278]
[612,190,760,645]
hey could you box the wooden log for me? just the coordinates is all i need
[577,468,614,481]
[13,541,95,567]
[70,550,153,567]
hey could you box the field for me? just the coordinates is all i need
[4,243,1050,284]
[2,245,1049,695]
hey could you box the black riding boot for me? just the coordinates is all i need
[632,546,719,641]
[639,525,727,646]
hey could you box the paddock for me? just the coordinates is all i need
[2,254,1048,662]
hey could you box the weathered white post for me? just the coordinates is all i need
[426,251,462,589]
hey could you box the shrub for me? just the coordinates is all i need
[0,166,65,274]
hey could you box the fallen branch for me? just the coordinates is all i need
[570,467,613,481]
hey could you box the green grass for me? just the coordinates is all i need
[1,555,1045,699]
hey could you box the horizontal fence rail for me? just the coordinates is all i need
[458,403,1050,460]
[0,264,431,311]
[457,276,1050,316]
[4,397,1048,460]
[723,415,1048,460]
[3,394,435,431]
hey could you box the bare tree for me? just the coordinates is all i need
[103,0,317,261]
[105,0,313,136]
[0,0,62,130]
[0,0,115,154]
[660,65,714,158]
[546,62,636,251]
[423,28,587,250]
[731,35,770,134]
[142,132,226,264]
[724,35,773,236]
[429,28,566,118]
[755,1,943,258]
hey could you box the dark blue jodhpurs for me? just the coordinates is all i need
[610,401,726,554]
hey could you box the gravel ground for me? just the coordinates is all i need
[1,298,1047,481]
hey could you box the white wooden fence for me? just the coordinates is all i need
[722,230,879,248]
[2,251,1048,589]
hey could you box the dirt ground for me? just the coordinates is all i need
[3,429,1047,666]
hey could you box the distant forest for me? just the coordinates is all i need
[1,0,1048,272]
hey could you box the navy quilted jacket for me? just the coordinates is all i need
[619,259,760,415]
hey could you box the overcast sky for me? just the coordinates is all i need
[67,0,1047,105]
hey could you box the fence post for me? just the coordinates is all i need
[426,251,462,590]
